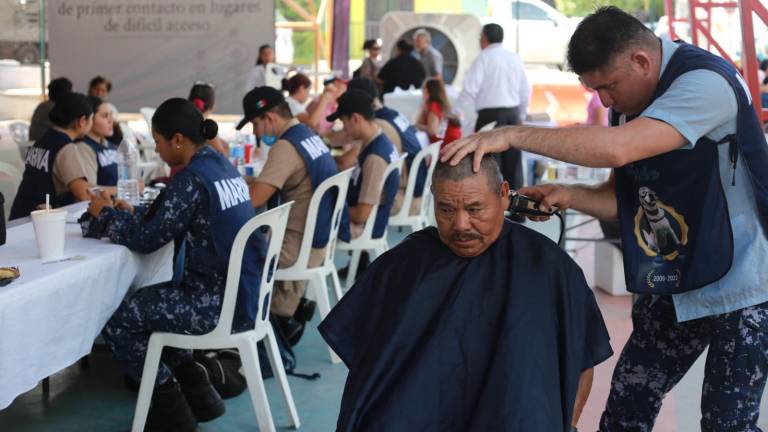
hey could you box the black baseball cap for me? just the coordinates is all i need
[236,86,285,130]
[326,89,374,122]
[347,77,379,100]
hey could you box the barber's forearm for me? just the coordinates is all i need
[567,178,618,221]
[507,126,624,168]
[572,368,594,428]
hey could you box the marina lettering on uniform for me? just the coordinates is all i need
[98,150,118,167]
[300,135,329,160]
[214,177,250,211]
[24,147,50,172]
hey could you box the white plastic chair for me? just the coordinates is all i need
[477,121,497,132]
[388,142,441,233]
[336,154,406,288]
[275,168,353,364]
[0,161,21,222]
[131,203,300,432]
[139,107,156,133]
[121,122,166,181]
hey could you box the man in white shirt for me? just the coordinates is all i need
[458,23,531,191]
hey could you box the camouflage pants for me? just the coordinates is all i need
[102,283,222,386]
[600,295,768,432]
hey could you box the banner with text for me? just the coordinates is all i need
[48,0,274,114]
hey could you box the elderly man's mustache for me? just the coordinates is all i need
[451,232,482,242]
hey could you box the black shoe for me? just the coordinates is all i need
[274,315,305,347]
[173,360,226,422]
[293,298,316,323]
[145,378,197,432]
[193,350,247,400]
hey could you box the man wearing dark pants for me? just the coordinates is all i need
[459,23,531,191]
[444,7,768,431]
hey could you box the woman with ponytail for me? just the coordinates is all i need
[81,98,267,432]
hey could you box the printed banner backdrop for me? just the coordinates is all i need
[48,0,274,114]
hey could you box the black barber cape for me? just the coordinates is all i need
[319,221,613,432]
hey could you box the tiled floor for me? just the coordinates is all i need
[2,222,768,431]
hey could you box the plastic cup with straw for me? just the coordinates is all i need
[30,193,67,262]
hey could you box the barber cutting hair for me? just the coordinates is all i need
[443,6,768,431]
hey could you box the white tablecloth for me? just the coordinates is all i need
[0,203,173,409]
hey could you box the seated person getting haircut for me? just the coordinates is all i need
[328,90,400,241]
[239,87,341,343]
[320,154,613,432]
[11,92,94,220]
[80,98,266,432]
[75,96,119,194]
[347,77,427,216]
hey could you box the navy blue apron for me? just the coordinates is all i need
[280,123,344,248]
[82,135,118,186]
[376,106,427,198]
[612,42,768,294]
[184,147,267,328]
[347,133,400,239]
[10,128,75,220]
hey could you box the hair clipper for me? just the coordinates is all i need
[507,190,556,217]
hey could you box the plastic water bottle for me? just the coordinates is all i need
[117,140,140,206]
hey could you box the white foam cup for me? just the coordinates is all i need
[30,208,67,262]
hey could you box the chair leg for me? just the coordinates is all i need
[330,268,344,301]
[265,328,302,428]
[131,339,164,432]
[239,338,277,432]
[345,249,362,288]
[313,274,342,364]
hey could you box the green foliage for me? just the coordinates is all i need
[555,0,665,20]
[276,0,321,66]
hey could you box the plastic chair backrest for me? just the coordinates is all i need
[477,121,497,132]
[8,121,29,145]
[209,202,293,337]
[139,107,156,131]
[293,168,353,270]
[358,154,406,241]
[0,161,21,222]
[392,142,440,220]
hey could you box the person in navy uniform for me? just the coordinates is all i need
[443,7,768,431]
[10,92,94,220]
[74,96,118,194]
[80,98,266,432]
[239,86,341,343]
[328,90,400,242]
[346,77,428,217]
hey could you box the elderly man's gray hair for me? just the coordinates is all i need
[432,153,504,193]
[413,28,432,42]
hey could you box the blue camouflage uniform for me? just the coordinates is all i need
[81,146,265,385]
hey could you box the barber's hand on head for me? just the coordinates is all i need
[87,189,114,217]
[440,127,513,173]
[517,184,571,222]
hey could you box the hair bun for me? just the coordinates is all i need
[200,118,218,140]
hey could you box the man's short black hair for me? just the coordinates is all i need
[567,6,658,75]
[482,23,504,44]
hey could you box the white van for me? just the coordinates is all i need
[485,0,581,68]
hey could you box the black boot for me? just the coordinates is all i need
[145,378,197,432]
[273,315,305,347]
[173,360,226,422]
